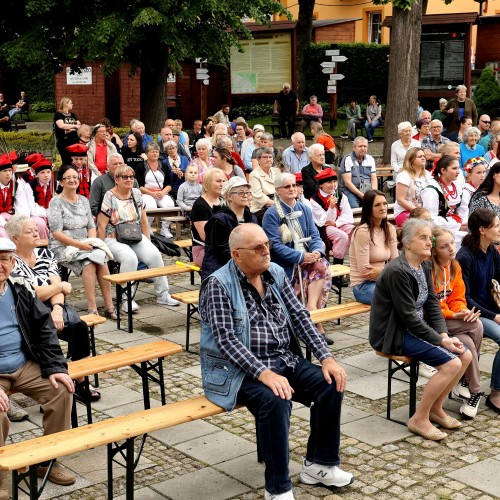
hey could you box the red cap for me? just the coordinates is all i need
[294,172,303,185]
[314,167,337,183]
[67,143,88,156]
[25,153,44,166]
[32,158,53,174]
[0,154,13,171]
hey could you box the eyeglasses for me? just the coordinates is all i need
[279,184,297,190]
[236,241,272,254]
[230,190,251,197]
[118,175,135,180]
[62,176,79,181]
[431,126,442,129]
[259,155,274,160]
[0,255,13,263]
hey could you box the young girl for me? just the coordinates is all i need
[431,226,483,419]
[457,156,487,229]
[176,165,202,217]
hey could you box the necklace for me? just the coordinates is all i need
[439,178,457,200]
[61,192,78,204]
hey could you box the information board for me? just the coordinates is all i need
[230,33,291,94]
[419,28,466,90]
[66,67,92,85]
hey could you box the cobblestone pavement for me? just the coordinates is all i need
[7,247,500,500]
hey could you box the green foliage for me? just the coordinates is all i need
[0,131,55,154]
[302,43,389,106]
[31,101,56,113]
[232,103,275,120]
[473,66,500,117]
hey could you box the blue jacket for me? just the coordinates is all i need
[199,261,302,411]
[262,200,324,279]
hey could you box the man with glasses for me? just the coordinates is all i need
[0,238,75,496]
[200,223,353,500]
[479,116,499,150]
[422,119,450,170]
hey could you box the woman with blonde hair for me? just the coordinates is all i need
[54,97,81,164]
[394,147,431,226]
[190,169,225,266]
[310,121,336,165]
[430,225,483,419]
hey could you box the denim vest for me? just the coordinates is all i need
[199,260,302,411]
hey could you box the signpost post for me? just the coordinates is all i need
[321,46,347,130]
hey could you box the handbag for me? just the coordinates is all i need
[115,192,142,244]
[491,279,500,309]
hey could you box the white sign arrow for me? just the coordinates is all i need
[202,79,209,85]
[327,88,337,94]
[331,56,347,63]
[325,50,340,56]
[320,62,336,68]
[196,74,210,80]
[322,67,334,74]
[329,74,345,81]
[196,68,209,75]
[327,85,337,92]
[329,74,339,80]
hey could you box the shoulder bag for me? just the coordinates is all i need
[115,191,142,244]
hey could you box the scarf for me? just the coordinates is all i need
[35,181,52,209]
[0,181,15,214]
[77,166,91,199]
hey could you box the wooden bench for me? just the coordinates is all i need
[170,289,201,351]
[68,339,182,426]
[145,207,184,238]
[79,313,107,387]
[174,238,193,260]
[11,119,27,131]
[103,264,196,332]
[376,351,419,426]
[161,215,190,240]
[0,395,223,500]
[309,301,371,324]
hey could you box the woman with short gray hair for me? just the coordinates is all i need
[190,138,215,183]
[249,147,279,221]
[460,127,485,169]
[391,121,421,173]
[370,217,472,441]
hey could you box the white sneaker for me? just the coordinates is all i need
[452,379,471,400]
[264,490,294,500]
[161,222,173,239]
[121,299,140,313]
[460,393,481,419]
[299,458,354,488]
[419,363,437,379]
[157,292,180,306]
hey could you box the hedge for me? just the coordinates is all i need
[302,42,389,107]
[0,131,56,153]
[473,66,500,117]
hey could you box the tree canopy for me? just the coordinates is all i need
[1,0,288,129]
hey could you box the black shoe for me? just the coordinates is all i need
[486,395,500,414]
[324,335,334,346]
[75,381,101,402]
[332,276,349,288]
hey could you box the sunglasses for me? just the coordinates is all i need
[119,175,135,180]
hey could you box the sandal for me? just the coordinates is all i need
[75,381,101,402]
[104,306,117,321]
[87,308,99,316]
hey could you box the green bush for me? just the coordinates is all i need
[303,42,389,107]
[231,103,274,120]
[473,66,500,117]
[31,101,56,113]
[0,131,55,154]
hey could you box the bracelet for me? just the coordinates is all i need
[52,302,64,310]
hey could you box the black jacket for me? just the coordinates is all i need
[7,276,68,377]
[369,255,446,355]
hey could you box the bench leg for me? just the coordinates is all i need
[386,358,419,425]
[71,376,93,427]
[409,360,418,419]
[12,464,45,500]
[116,284,123,331]
[126,282,133,333]
[88,326,99,388]
[131,357,166,408]
[185,303,199,352]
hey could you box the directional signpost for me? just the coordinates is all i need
[321,47,348,129]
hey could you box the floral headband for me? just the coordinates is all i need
[463,156,487,174]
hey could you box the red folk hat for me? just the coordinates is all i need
[66,143,88,156]
[25,153,45,166]
[8,151,19,164]
[314,167,337,184]
[0,154,13,171]
[32,158,53,174]
[294,172,303,185]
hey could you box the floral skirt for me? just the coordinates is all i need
[292,257,331,308]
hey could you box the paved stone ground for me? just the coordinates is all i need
[5,245,500,500]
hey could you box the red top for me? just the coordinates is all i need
[94,143,108,173]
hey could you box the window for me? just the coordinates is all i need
[368,12,382,44]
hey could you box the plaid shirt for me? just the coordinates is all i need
[201,265,332,380]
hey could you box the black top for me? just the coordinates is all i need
[276,90,298,115]
[53,111,79,142]
[190,196,214,247]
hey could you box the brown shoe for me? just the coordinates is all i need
[37,462,76,486]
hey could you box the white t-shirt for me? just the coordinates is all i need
[394,170,431,217]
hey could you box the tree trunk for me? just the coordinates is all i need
[140,49,169,134]
[382,0,423,165]
[296,0,315,101]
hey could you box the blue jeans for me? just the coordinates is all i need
[237,357,343,495]
[352,281,376,304]
[479,317,500,390]
[341,187,362,208]
[364,119,380,140]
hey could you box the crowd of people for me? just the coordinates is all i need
[0,85,499,500]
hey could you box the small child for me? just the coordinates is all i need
[176,165,203,218]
